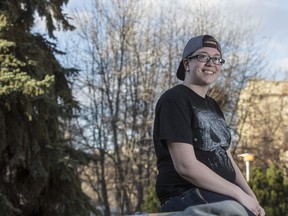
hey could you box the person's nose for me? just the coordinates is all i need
[205,57,214,66]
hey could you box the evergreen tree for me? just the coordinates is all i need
[249,163,288,216]
[141,184,161,213]
[0,1,96,215]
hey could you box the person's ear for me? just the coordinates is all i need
[183,59,190,71]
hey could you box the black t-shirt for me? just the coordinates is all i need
[153,84,236,203]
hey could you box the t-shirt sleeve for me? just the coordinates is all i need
[158,98,193,146]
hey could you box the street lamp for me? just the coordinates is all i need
[237,153,255,182]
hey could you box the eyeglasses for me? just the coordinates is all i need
[187,54,225,65]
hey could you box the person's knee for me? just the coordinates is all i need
[172,200,249,216]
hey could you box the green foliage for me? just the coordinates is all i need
[0,0,74,38]
[249,163,288,216]
[141,184,161,213]
[0,1,96,216]
[0,194,21,216]
[0,38,54,98]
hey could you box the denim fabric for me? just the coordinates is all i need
[171,200,249,216]
[161,188,255,216]
[161,188,207,212]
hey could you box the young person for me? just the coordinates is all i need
[153,35,265,216]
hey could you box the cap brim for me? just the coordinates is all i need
[176,60,185,81]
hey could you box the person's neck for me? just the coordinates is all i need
[182,82,209,98]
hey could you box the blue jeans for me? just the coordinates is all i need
[161,188,255,216]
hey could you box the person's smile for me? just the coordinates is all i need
[202,69,216,75]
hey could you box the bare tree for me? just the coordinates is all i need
[65,1,166,214]
[237,79,288,174]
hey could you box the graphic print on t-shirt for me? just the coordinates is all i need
[192,108,234,172]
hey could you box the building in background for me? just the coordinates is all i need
[237,79,288,175]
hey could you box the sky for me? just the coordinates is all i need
[59,0,288,80]
[221,0,288,80]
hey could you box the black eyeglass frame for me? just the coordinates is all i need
[186,54,225,65]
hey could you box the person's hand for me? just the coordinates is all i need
[257,205,265,216]
[237,193,264,215]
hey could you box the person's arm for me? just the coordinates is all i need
[227,150,266,216]
[227,150,256,198]
[168,141,261,215]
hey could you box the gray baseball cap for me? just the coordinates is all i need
[176,35,222,80]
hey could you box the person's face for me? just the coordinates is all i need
[183,47,222,86]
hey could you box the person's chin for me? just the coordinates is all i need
[202,76,218,85]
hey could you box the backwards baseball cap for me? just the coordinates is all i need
[176,35,222,80]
